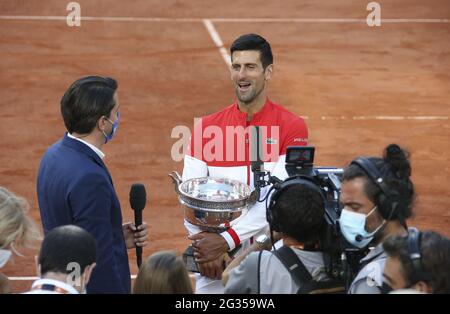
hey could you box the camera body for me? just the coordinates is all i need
[286,147,368,283]
[285,146,343,237]
[256,146,364,284]
[285,146,343,227]
[284,146,345,278]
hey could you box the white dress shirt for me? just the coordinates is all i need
[67,133,105,159]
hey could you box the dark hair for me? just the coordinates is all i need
[38,225,96,276]
[383,231,450,293]
[342,144,415,222]
[133,251,193,294]
[60,76,118,134]
[230,34,273,69]
[272,184,326,244]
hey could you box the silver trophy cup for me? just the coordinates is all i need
[169,171,257,271]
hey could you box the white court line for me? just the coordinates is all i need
[304,116,448,120]
[0,15,198,22]
[212,18,450,23]
[202,19,231,67]
[381,19,450,23]
[8,275,137,280]
[352,116,448,120]
[8,276,39,281]
[0,15,449,23]
[407,116,449,120]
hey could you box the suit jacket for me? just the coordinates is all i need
[37,134,131,293]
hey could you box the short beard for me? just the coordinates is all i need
[235,84,263,104]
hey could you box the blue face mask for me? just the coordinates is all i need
[339,206,385,249]
[103,111,120,144]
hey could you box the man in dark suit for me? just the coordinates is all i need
[37,76,148,294]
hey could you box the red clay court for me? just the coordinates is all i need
[0,0,449,293]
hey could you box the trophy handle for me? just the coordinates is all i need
[168,171,183,195]
[247,189,259,206]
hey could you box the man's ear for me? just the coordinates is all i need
[264,64,273,81]
[34,256,41,277]
[83,263,96,285]
[413,281,433,294]
[97,116,107,132]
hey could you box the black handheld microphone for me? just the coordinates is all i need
[129,183,146,268]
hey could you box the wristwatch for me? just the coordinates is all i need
[255,234,271,248]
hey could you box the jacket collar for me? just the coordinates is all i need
[232,98,273,123]
[62,133,106,169]
[67,133,105,159]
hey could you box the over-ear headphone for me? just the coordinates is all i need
[350,157,403,220]
[267,176,325,232]
[406,228,430,285]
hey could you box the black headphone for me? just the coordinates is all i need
[267,176,325,232]
[406,227,431,285]
[350,157,403,221]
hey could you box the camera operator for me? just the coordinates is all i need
[382,229,450,294]
[223,180,331,294]
[339,144,415,294]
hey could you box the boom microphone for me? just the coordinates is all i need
[355,234,367,242]
[355,220,388,242]
[251,126,264,194]
[129,183,146,268]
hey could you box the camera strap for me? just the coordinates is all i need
[270,246,345,294]
[257,247,308,294]
[272,246,313,290]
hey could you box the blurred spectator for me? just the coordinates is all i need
[0,187,41,269]
[24,225,96,294]
[133,251,193,294]
[382,229,450,294]
[0,273,11,294]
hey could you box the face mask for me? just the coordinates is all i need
[0,249,12,268]
[102,111,120,144]
[339,206,385,249]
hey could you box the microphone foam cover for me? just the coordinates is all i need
[130,183,146,211]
